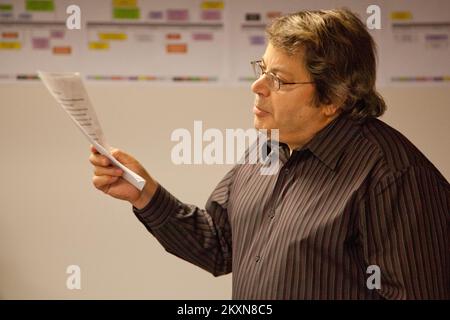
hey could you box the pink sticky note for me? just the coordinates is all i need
[32,37,49,49]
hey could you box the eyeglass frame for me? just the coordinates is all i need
[251,60,314,91]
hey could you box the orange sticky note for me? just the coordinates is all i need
[53,46,71,54]
[2,32,19,39]
[166,43,187,53]
[166,33,181,40]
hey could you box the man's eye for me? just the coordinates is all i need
[276,75,287,83]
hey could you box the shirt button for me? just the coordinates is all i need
[269,208,275,219]
[255,255,261,262]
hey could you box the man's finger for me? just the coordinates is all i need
[89,153,111,167]
[94,166,123,177]
[92,175,119,190]
[90,145,99,154]
[110,148,135,165]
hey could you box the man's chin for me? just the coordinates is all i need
[253,117,273,130]
[253,117,264,130]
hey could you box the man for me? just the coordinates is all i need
[89,9,449,299]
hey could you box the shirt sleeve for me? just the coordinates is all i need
[133,165,238,277]
[359,165,450,299]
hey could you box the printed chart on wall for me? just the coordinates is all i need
[0,0,84,81]
[82,0,226,83]
[0,0,449,86]
[382,0,450,85]
[0,0,226,83]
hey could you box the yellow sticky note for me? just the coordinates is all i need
[113,0,136,7]
[98,33,127,40]
[391,11,413,21]
[0,42,21,49]
[89,42,110,50]
[201,1,224,10]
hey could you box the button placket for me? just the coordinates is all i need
[257,157,291,262]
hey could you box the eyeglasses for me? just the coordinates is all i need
[251,60,314,91]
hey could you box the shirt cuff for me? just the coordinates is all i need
[132,184,180,229]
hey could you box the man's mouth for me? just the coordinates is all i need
[253,105,271,117]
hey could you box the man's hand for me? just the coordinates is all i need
[89,146,158,209]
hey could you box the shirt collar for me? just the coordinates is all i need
[266,113,361,170]
[300,113,361,170]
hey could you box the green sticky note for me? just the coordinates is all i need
[0,4,13,11]
[113,7,140,19]
[26,0,54,12]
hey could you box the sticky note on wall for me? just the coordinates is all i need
[201,1,224,10]
[98,32,127,40]
[0,12,12,18]
[390,11,413,21]
[50,30,65,39]
[32,37,50,49]
[89,42,110,50]
[0,42,21,49]
[166,33,181,40]
[18,12,32,19]
[2,32,19,39]
[245,13,260,21]
[249,35,265,45]
[0,4,13,11]
[267,11,281,19]
[26,0,54,12]
[148,11,163,19]
[167,9,189,21]
[201,10,221,20]
[113,0,136,7]
[113,7,140,19]
[52,46,71,54]
[166,44,187,53]
[192,33,213,41]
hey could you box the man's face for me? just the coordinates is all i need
[251,43,328,147]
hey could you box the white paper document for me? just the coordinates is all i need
[38,71,146,191]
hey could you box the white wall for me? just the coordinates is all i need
[0,83,449,299]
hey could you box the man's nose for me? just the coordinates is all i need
[251,75,270,97]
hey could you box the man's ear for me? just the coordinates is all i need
[322,103,341,118]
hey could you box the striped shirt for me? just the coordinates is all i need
[133,113,450,299]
